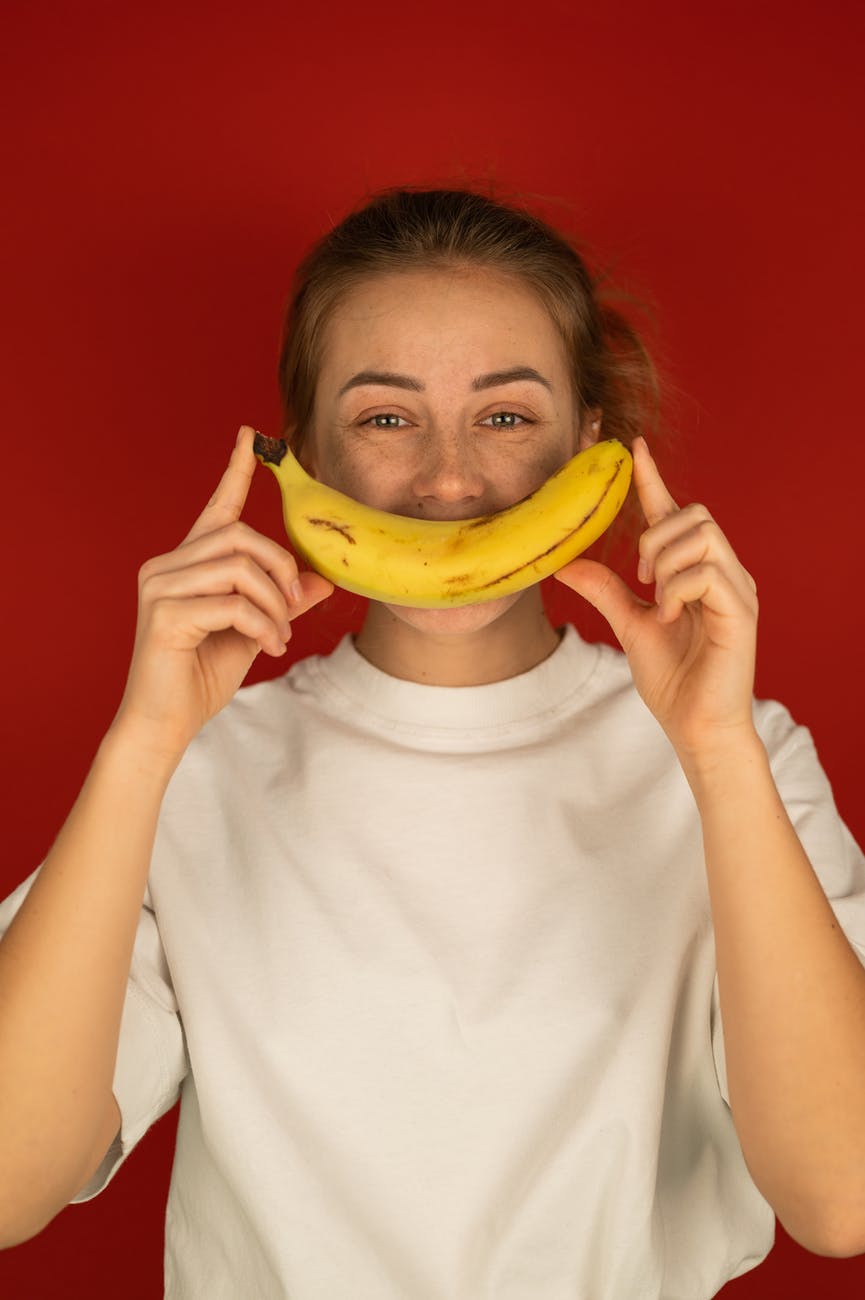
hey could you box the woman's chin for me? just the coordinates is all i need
[378,592,525,636]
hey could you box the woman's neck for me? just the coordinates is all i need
[352,590,564,686]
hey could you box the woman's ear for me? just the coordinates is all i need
[578,409,602,452]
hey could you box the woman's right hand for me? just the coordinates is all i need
[110,425,334,764]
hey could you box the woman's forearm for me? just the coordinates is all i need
[0,721,178,1246]
[682,729,865,1257]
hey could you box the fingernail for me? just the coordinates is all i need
[290,579,304,603]
[638,557,651,584]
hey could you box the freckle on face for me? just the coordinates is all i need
[308,269,583,489]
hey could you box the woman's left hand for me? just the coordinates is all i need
[554,436,759,764]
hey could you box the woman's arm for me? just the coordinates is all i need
[0,725,176,1248]
[555,436,865,1257]
[683,727,865,1258]
[0,427,332,1248]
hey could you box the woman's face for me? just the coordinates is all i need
[301,265,599,635]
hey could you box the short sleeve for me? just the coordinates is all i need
[710,703,865,1106]
[0,865,188,1202]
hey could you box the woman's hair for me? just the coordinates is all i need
[276,184,670,551]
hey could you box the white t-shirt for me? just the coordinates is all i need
[3,624,865,1299]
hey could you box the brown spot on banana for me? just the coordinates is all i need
[306,518,357,544]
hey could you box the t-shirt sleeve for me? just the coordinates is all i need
[0,865,188,1203]
[710,701,865,1106]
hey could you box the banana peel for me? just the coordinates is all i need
[254,432,632,609]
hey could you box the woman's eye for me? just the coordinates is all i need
[361,411,532,430]
[363,413,407,429]
[483,411,531,429]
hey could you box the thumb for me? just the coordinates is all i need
[291,570,335,613]
[553,557,644,648]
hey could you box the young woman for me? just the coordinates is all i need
[1,188,864,1299]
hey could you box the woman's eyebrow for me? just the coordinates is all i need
[337,366,554,398]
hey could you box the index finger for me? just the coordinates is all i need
[633,435,679,527]
[182,425,258,545]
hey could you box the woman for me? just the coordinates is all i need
[1,187,864,1298]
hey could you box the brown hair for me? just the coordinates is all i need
[276,184,670,552]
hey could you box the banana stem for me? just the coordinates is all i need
[253,433,288,466]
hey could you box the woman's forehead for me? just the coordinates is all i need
[330,265,550,318]
[319,269,568,378]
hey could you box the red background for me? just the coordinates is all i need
[2,0,864,1295]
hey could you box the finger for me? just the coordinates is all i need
[287,570,336,613]
[640,509,757,614]
[656,562,755,635]
[633,435,679,528]
[638,503,711,584]
[143,553,295,643]
[148,592,288,658]
[649,515,757,609]
[183,425,258,545]
[147,519,302,608]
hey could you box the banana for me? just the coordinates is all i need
[254,432,632,608]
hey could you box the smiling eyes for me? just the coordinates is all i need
[362,411,533,430]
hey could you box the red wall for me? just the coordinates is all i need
[2,1,864,1294]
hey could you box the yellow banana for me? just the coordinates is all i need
[254,433,632,608]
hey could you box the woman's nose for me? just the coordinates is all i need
[409,431,485,505]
